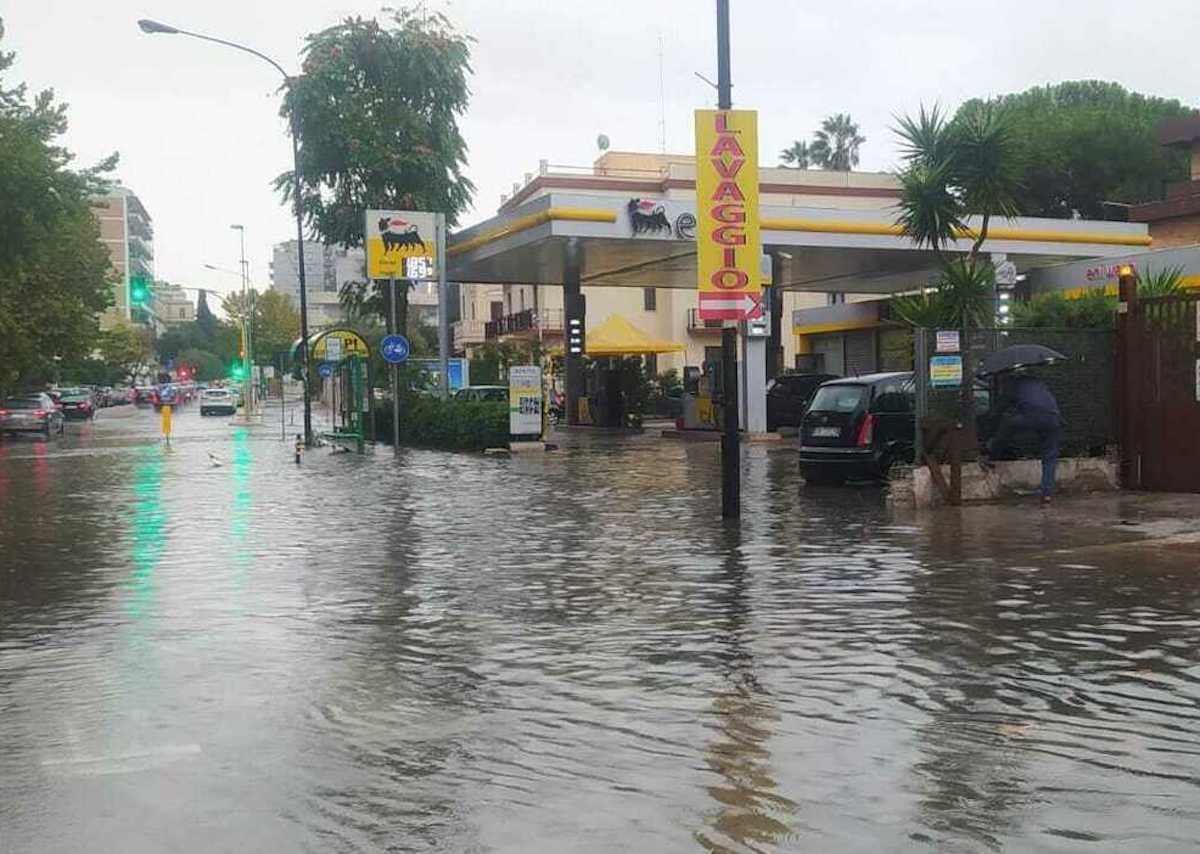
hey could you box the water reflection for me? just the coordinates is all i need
[1,414,1200,851]
[695,528,795,853]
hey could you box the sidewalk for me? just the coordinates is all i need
[903,491,1200,569]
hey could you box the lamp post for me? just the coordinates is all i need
[230,224,254,418]
[137,17,312,446]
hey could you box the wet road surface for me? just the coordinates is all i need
[2,403,1200,852]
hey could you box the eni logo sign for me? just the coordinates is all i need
[694,110,761,318]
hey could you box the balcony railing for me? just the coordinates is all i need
[687,308,725,332]
[485,308,563,339]
[453,319,487,350]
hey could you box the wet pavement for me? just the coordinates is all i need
[2,403,1200,852]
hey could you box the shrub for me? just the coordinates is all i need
[375,396,508,451]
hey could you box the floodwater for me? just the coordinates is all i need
[2,403,1199,852]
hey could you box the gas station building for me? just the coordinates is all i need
[448,151,1151,431]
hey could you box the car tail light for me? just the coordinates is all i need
[33,409,47,418]
[855,413,876,448]
[0,409,7,417]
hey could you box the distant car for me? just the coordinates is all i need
[798,372,916,485]
[135,386,156,405]
[108,388,134,406]
[453,385,508,403]
[766,373,839,432]
[199,388,237,416]
[59,390,96,421]
[1,393,65,437]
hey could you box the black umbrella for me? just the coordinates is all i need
[976,344,1067,377]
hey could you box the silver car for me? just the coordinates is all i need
[199,388,237,416]
[0,393,65,437]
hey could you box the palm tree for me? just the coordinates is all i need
[779,140,811,169]
[892,102,1023,502]
[810,113,866,171]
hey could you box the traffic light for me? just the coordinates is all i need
[130,276,150,305]
[231,364,245,381]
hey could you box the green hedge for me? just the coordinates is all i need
[375,396,508,451]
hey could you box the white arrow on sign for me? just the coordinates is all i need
[699,291,763,320]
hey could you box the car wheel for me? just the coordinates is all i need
[801,466,846,486]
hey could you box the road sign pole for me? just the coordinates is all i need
[436,213,450,401]
[390,275,400,454]
[721,326,740,518]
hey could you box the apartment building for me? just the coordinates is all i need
[91,185,155,331]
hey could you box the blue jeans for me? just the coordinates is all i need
[988,410,1062,497]
[1030,411,1062,498]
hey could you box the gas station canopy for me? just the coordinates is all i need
[448,192,1151,293]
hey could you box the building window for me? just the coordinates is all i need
[643,287,657,311]
[645,353,658,376]
[519,289,525,313]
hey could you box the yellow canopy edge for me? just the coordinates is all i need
[575,314,686,357]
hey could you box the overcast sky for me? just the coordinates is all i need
[5,0,1196,300]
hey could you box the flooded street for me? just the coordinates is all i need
[2,405,1199,852]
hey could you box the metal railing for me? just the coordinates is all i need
[485,308,563,339]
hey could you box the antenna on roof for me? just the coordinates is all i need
[658,32,667,154]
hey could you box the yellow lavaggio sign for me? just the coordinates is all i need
[695,110,761,308]
[365,209,438,279]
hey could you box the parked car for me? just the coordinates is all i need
[453,385,508,403]
[108,388,134,406]
[766,372,839,431]
[134,386,156,405]
[199,387,237,416]
[798,372,915,484]
[0,393,65,437]
[59,390,96,421]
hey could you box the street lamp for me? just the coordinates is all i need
[230,224,254,418]
[137,18,313,446]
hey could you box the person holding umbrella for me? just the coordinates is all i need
[979,345,1067,505]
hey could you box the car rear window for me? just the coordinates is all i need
[2,398,43,410]
[203,389,231,398]
[808,384,866,413]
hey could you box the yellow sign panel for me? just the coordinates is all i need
[311,329,370,362]
[695,110,761,300]
[365,209,438,279]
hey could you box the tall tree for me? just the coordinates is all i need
[194,288,218,342]
[810,113,866,171]
[276,10,474,335]
[779,140,811,169]
[98,320,153,384]
[219,288,301,365]
[957,81,1193,218]
[0,19,117,394]
[893,102,1023,502]
[255,290,301,362]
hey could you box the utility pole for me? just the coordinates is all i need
[715,0,740,519]
[232,224,253,421]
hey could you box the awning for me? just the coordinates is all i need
[576,315,686,357]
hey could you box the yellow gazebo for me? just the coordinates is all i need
[574,315,685,357]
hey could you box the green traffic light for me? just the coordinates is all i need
[231,365,245,381]
[130,276,149,305]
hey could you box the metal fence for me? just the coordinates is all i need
[914,327,1116,458]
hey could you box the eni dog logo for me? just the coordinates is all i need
[628,198,671,235]
[365,209,437,279]
[378,216,425,255]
